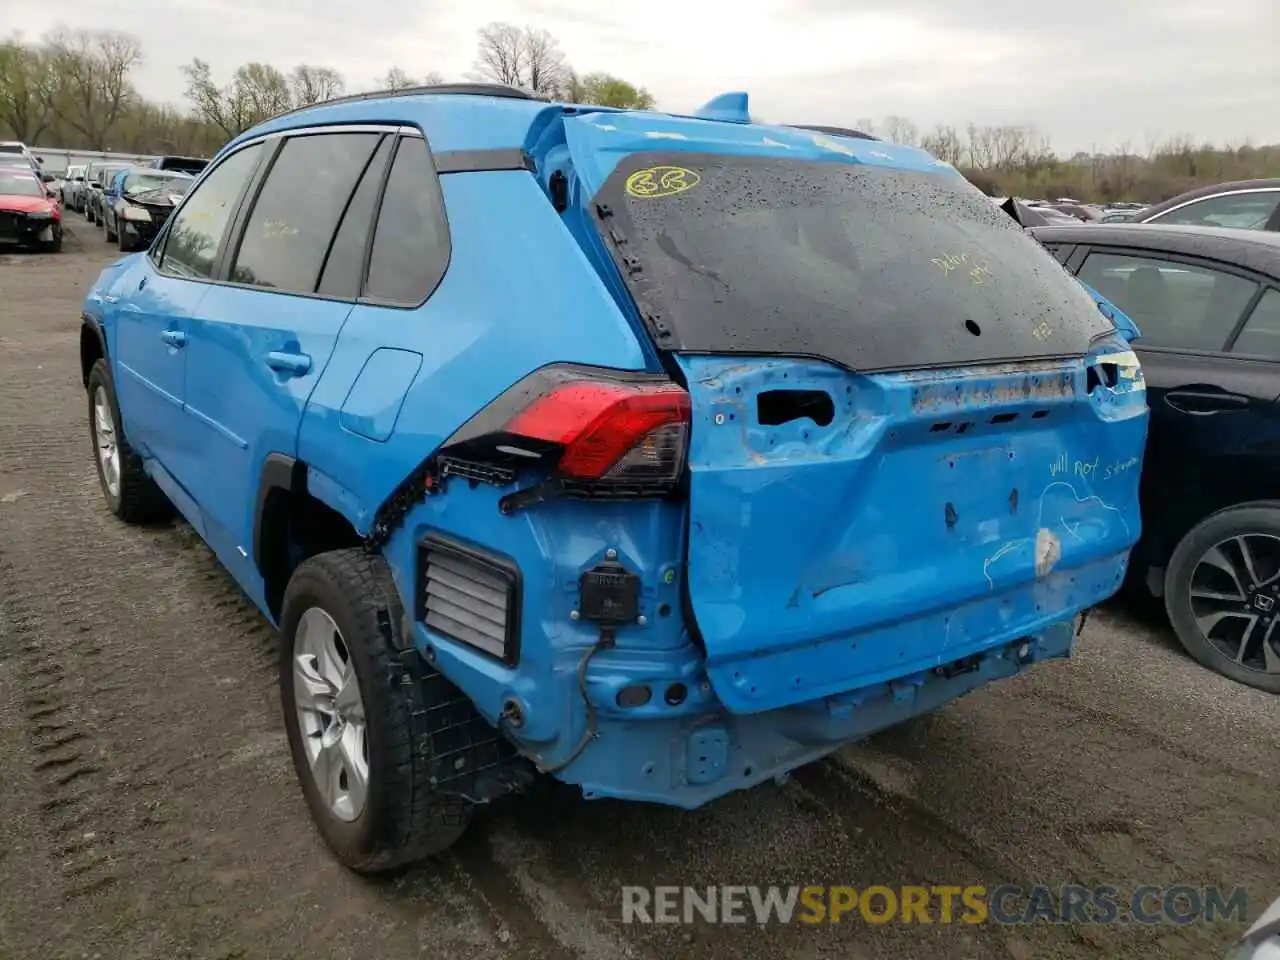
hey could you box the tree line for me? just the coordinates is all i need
[1,24,1276,204]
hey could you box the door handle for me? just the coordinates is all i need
[1164,389,1249,415]
[160,330,187,348]
[266,351,312,376]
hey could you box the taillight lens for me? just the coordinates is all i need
[504,381,690,482]
[432,366,692,502]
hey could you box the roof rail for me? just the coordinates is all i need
[266,82,540,123]
[786,124,880,141]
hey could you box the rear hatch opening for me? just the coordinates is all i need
[569,140,1146,714]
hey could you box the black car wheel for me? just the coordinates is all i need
[104,215,116,243]
[85,359,173,524]
[1165,502,1280,693]
[280,550,474,872]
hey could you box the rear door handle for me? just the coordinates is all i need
[1164,389,1249,414]
[266,351,312,376]
[160,330,186,348]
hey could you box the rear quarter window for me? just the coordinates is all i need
[593,153,1113,372]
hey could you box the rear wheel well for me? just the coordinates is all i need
[1137,471,1280,594]
[80,323,105,386]
[259,478,363,621]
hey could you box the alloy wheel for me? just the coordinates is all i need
[92,386,120,498]
[1187,534,1280,675]
[292,607,369,822]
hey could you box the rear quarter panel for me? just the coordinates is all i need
[297,169,651,531]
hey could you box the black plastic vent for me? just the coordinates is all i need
[418,535,521,665]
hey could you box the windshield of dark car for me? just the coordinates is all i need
[123,172,189,195]
[0,172,44,197]
[595,152,1113,373]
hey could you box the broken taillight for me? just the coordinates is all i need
[432,365,692,504]
[504,380,690,483]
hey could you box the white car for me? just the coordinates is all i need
[0,140,37,167]
[61,164,87,209]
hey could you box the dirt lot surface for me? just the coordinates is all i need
[0,226,1277,960]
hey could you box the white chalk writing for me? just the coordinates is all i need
[1049,451,1099,479]
[1103,456,1140,480]
[1049,452,1138,480]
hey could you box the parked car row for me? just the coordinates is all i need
[61,160,196,251]
[1009,179,1280,231]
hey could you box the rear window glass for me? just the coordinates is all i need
[594,153,1113,372]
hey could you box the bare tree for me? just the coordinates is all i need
[474,22,524,87]
[379,67,416,90]
[182,58,291,139]
[376,67,443,91]
[42,28,141,148]
[290,65,345,106]
[921,124,964,166]
[520,27,570,97]
[472,22,570,96]
[880,115,919,147]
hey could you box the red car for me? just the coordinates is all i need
[0,167,62,252]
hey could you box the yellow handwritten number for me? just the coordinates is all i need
[625,165,701,199]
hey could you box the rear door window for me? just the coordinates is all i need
[316,135,394,299]
[1230,288,1280,359]
[593,153,1113,372]
[229,131,382,294]
[1076,251,1258,352]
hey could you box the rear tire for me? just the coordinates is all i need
[104,216,116,243]
[86,359,173,524]
[1164,502,1280,694]
[280,550,474,873]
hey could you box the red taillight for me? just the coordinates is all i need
[504,381,691,482]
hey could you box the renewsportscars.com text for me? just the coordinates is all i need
[620,885,1249,926]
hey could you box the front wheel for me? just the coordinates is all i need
[280,550,473,872]
[1164,502,1280,693]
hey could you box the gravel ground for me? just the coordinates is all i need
[0,224,1276,960]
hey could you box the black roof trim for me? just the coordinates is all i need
[435,148,535,175]
[268,83,541,123]
[785,123,881,141]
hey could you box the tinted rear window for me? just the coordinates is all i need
[593,153,1112,372]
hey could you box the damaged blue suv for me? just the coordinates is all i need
[79,83,1148,871]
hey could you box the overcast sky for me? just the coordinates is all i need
[7,0,1278,154]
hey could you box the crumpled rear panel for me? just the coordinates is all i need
[677,344,1147,714]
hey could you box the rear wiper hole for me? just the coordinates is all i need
[757,389,835,427]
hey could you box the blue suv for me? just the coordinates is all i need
[79,83,1149,872]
